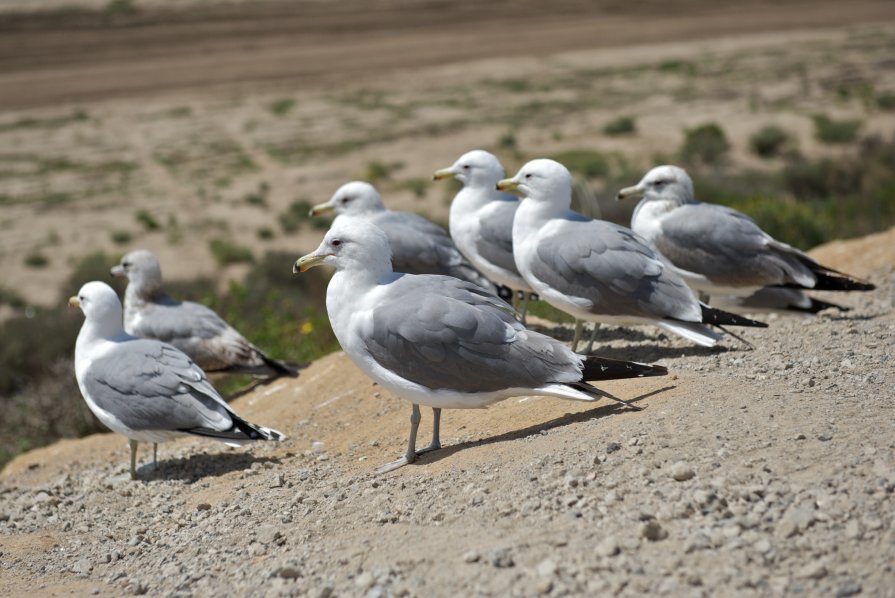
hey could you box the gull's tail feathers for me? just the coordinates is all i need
[184,415,286,446]
[581,356,667,381]
[657,320,722,347]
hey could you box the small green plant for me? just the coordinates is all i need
[498,131,517,150]
[110,230,132,245]
[550,149,610,178]
[680,123,730,165]
[135,210,160,231]
[749,125,791,159]
[363,161,402,182]
[105,0,136,14]
[603,116,636,136]
[24,252,49,268]
[0,285,26,309]
[269,98,296,116]
[279,200,329,233]
[398,178,429,199]
[257,227,275,240]
[209,239,254,266]
[813,114,862,144]
[877,92,895,111]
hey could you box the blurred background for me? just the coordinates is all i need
[1,0,894,466]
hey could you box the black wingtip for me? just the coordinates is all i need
[700,304,769,328]
[582,355,668,381]
[809,271,876,292]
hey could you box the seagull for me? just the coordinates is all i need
[499,159,767,349]
[111,250,299,378]
[433,149,537,318]
[617,165,875,300]
[309,181,492,289]
[293,219,667,473]
[70,281,284,480]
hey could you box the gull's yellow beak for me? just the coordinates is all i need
[308,201,333,217]
[68,296,80,309]
[616,185,644,202]
[496,178,519,192]
[432,168,454,181]
[293,253,328,274]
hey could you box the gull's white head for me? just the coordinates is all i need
[294,218,393,276]
[309,181,386,217]
[497,159,573,208]
[110,249,163,294]
[617,165,695,205]
[69,281,124,329]
[433,149,506,189]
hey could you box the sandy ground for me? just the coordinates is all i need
[1,0,894,309]
[1,230,893,596]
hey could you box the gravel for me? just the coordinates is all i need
[1,265,893,596]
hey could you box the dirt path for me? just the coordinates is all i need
[1,0,894,109]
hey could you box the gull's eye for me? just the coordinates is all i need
[122,261,130,268]
[653,180,665,187]
[462,164,470,170]
[331,239,342,247]
[524,173,532,179]
[79,295,85,302]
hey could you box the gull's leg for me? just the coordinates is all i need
[571,320,585,352]
[153,443,158,466]
[584,323,601,354]
[375,404,422,474]
[418,407,442,454]
[129,439,139,480]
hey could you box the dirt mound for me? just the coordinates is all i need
[2,232,893,596]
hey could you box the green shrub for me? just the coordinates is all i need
[550,149,610,179]
[680,123,730,165]
[269,98,296,116]
[257,227,275,240]
[603,116,636,136]
[0,285,26,309]
[209,239,254,266]
[525,300,576,324]
[279,200,329,234]
[877,92,895,111]
[813,114,862,144]
[749,125,791,158]
[110,230,132,245]
[135,210,160,231]
[498,131,518,150]
[398,178,429,199]
[24,252,49,268]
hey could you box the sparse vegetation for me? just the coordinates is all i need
[269,98,296,116]
[498,131,518,150]
[603,116,636,136]
[135,210,161,231]
[209,239,254,266]
[813,114,862,144]
[398,178,430,199]
[110,230,133,245]
[749,125,791,158]
[877,91,895,111]
[0,285,26,309]
[364,161,403,182]
[550,149,610,178]
[244,182,269,207]
[680,123,730,165]
[257,227,275,240]
[24,252,49,268]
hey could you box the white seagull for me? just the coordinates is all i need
[71,281,284,479]
[111,250,299,378]
[293,219,667,473]
[433,150,536,315]
[617,165,875,299]
[309,181,492,289]
[499,159,767,349]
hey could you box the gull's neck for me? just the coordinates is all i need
[74,317,127,366]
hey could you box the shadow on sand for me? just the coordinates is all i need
[138,451,283,482]
[407,385,675,469]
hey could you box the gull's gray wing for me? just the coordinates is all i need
[372,211,463,274]
[363,275,579,393]
[654,203,815,288]
[129,298,264,371]
[82,339,233,433]
[474,198,521,275]
[530,219,701,321]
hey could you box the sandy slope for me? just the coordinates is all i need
[1,231,893,596]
